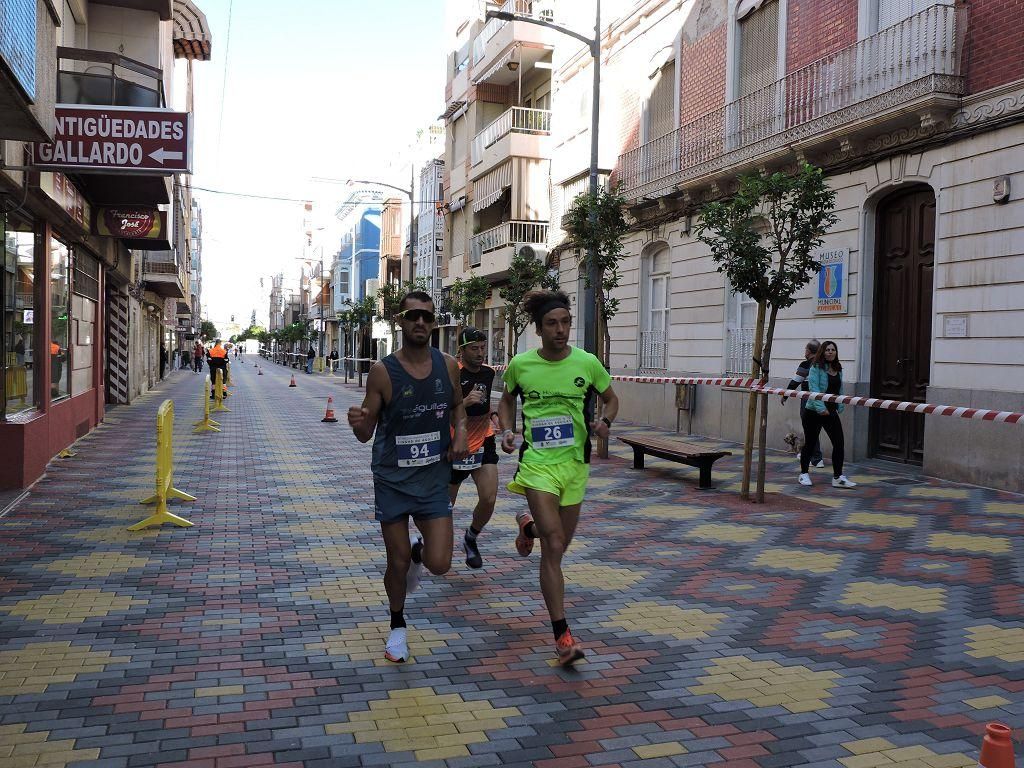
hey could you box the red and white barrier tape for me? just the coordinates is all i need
[491,365,1023,424]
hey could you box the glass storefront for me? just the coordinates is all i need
[2,214,36,419]
[50,236,71,401]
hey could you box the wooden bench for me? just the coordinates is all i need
[618,436,732,489]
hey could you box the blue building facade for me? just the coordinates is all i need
[338,209,381,302]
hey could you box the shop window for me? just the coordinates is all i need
[50,237,71,401]
[2,214,36,419]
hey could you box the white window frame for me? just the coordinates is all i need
[724,282,758,375]
[639,245,671,370]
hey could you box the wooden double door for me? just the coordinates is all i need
[870,186,936,464]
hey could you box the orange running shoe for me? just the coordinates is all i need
[515,510,535,557]
[556,629,584,667]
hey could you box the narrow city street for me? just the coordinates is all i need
[1,360,1022,767]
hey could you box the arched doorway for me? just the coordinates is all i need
[870,184,936,464]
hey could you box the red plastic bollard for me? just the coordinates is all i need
[980,723,1015,768]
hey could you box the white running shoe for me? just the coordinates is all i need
[798,473,812,486]
[406,534,424,595]
[384,627,408,663]
[832,475,857,488]
[813,459,826,468]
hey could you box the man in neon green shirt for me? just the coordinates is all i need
[498,289,619,666]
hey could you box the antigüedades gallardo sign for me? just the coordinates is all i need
[30,105,192,174]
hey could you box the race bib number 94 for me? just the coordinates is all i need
[530,415,575,449]
[396,431,442,467]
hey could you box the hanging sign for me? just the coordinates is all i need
[93,207,167,240]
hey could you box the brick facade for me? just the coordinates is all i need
[964,0,1024,94]
[786,0,858,73]
[680,24,728,123]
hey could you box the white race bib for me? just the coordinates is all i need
[452,447,484,471]
[530,415,575,449]
[396,431,442,467]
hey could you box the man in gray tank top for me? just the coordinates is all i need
[347,291,468,663]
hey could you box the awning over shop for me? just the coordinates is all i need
[471,160,512,212]
[472,45,518,85]
[173,0,212,61]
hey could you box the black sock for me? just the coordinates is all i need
[552,618,568,640]
[390,610,406,629]
[411,540,423,564]
[467,526,480,539]
[525,522,538,539]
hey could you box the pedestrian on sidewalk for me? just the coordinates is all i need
[193,341,204,373]
[305,346,315,374]
[498,289,619,667]
[207,339,228,397]
[159,343,167,380]
[347,290,468,664]
[798,340,857,489]
[783,339,825,468]
[449,328,500,570]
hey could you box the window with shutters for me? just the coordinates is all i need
[731,0,782,149]
[724,283,758,375]
[640,246,670,370]
[645,61,676,142]
[876,0,947,30]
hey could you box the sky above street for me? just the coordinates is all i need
[186,0,447,332]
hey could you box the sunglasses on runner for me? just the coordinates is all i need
[397,308,436,324]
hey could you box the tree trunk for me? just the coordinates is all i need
[755,306,779,503]
[741,300,767,501]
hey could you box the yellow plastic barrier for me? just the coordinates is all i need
[5,365,27,404]
[130,399,196,530]
[193,375,221,433]
[212,368,230,412]
[224,362,233,396]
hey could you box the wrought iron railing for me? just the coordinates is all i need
[618,4,965,195]
[471,107,552,165]
[726,328,755,376]
[470,220,549,267]
[639,330,667,370]
[472,0,552,64]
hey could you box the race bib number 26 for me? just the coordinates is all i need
[396,431,442,467]
[530,415,575,449]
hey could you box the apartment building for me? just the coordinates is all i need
[416,157,446,297]
[0,0,211,489]
[541,0,1023,491]
[441,0,558,361]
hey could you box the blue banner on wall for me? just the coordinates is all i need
[0,0,37,100]
[814,248,849,315]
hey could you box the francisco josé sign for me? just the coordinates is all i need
[30,105,192,173]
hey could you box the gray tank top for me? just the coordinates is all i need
[371,348,453,495]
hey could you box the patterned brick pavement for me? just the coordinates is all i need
[1,356,1022,767]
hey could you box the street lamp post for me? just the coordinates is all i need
[485,1,601,355]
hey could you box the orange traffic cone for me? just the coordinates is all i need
[322,396,338,423]
[289,373,297,387]
[980,724,1015,768]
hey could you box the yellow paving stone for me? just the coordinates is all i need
[984,502,1024,517]
[194,684,244,697]
[840,754,895,768]
[845,512,919,530]
[824,629,859,640]
[690,655,840,713]
[633,742,688,759]
[297,576,388,607]
[927,532,1012,555]
[753,547,843,574]
[564,563,647,590]
[908,487,970,499]
[287,521,364,537]
[919,754,977,768]
[1,589,147,624]
[296,544,377,567]
[806,495,849,509]
[621,504,705,521]
[964,694,1011,709]
[602,601,728,641]
[0,642,130,695]
[0,723,99,767]
[883,745,943,761]
[965,625,1024,663]
[306,622,455,665]
[685,523,766,543]
[43,552,151,578]
[325,688,519,755]
[841,581,946,614]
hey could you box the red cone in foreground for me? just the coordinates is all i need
[322,396,338,423]
[289,374,297,387]
[980,723,1015,768]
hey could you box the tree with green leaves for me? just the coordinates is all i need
[563,186,629,367]
[199,320,218,341]
[696,163,838,503]
[377,276,431,352]
[445,273,491,329]
[499,247,560,356]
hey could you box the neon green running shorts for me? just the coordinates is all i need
[508,459,590,506]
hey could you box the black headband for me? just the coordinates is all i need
[537,299,570,321]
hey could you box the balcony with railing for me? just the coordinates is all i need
[469,220,548,279]
[471,0,556,86]
[57,47,165,108]
[471,107,552,177]
[618,4,966,200]
[142,253,186,298]
[639,330,668,371]
[726,328,755,376]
